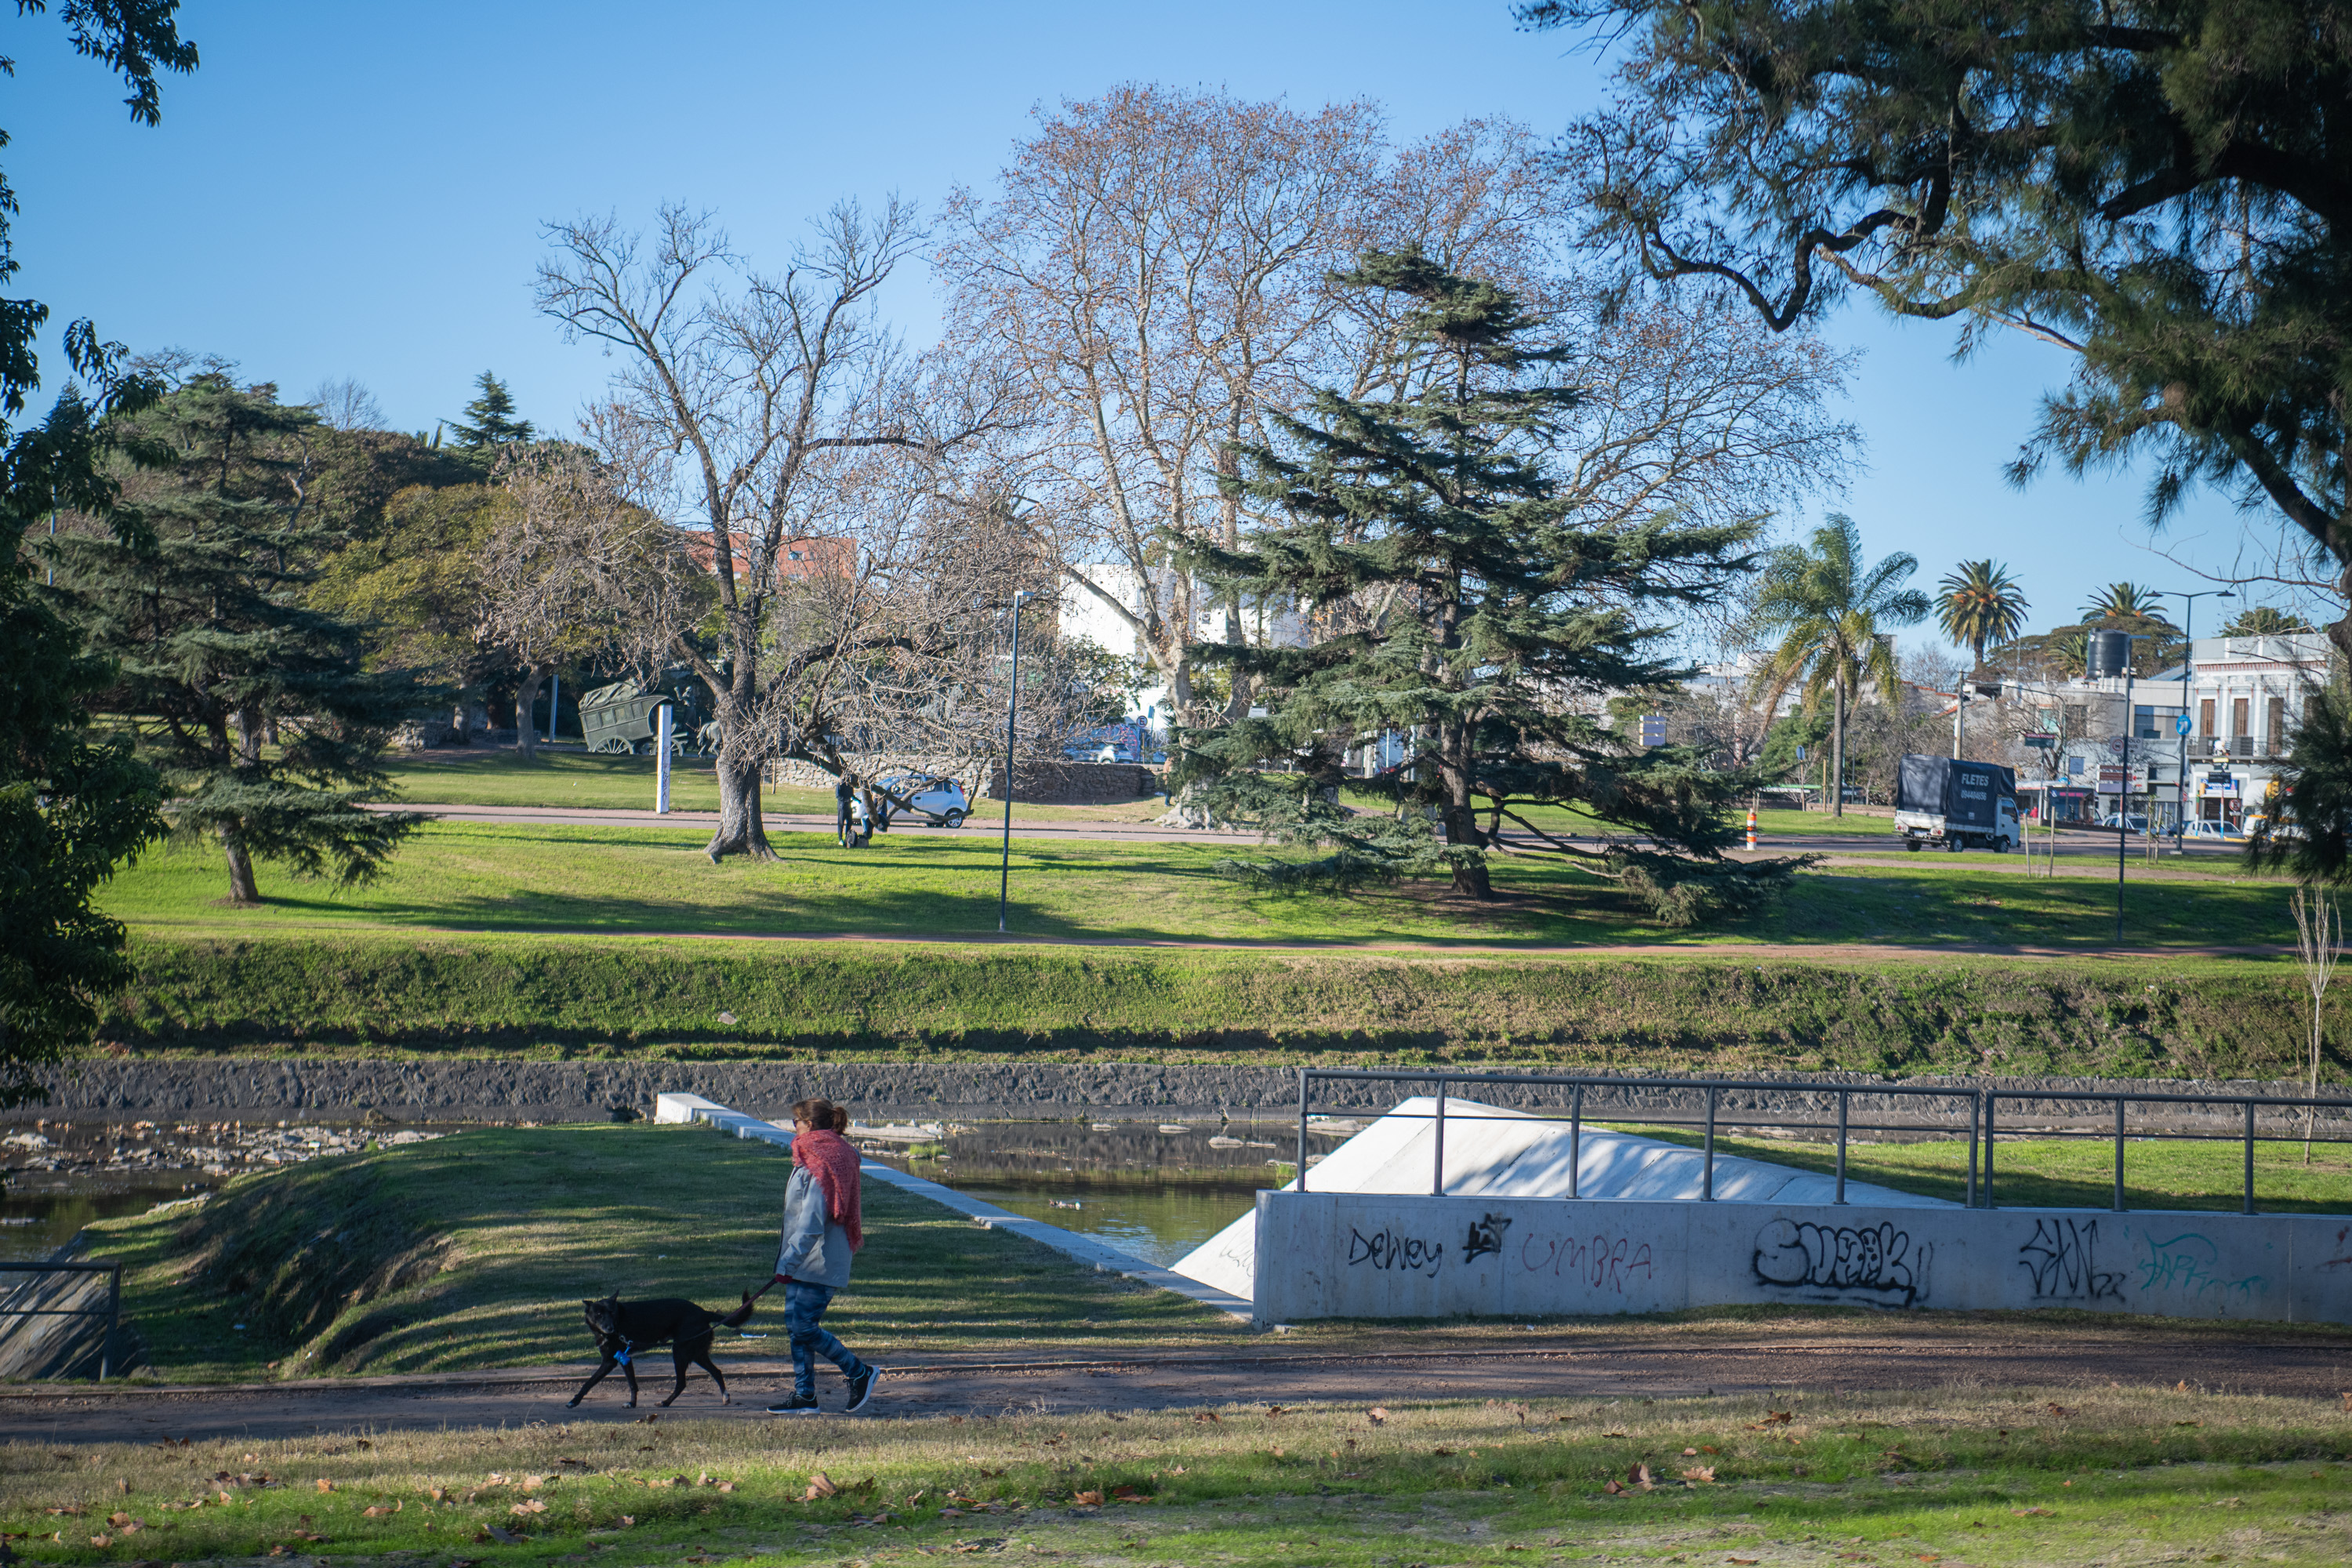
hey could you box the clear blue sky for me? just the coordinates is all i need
[8,0,2287,649]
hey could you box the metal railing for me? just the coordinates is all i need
[0,1259,122,1379]
[1289,1068,2352,1214]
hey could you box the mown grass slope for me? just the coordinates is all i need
[81,1122,1242,1384]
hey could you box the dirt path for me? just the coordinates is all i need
[9,1319,2347,1443]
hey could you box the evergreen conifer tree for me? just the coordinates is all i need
[448,372,535,451]
[59,376,423,904]
[1178,249,1793,920]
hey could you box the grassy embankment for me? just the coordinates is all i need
[92,819,2332,1078]
[1617,1125,2352,1213]
[80,1123,1243,1385]
[6,1389,2349,1567]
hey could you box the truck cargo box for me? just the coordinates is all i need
[1896,754,2016,831]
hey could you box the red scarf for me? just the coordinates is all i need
[792,1127,864,1251]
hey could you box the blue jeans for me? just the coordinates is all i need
[784,1280,866,1399]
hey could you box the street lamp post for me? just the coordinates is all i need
[2088,628,2139,943]
[2155,587,2235,845]
[997,590,1033,934]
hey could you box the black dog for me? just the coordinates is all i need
[568,1291,755,1409]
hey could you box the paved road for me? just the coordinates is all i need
[376,801,2242,869]
[7,1319,2347,1442]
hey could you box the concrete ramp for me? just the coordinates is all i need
[1172,1096,1953,1301]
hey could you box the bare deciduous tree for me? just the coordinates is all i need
[938,87,1387,724]
[477,445,684,761]
[536,201,1000,859]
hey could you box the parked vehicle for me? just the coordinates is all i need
[2180,818,2234,841]
[2096,811,2151,834]
[1894,754,2021,852]
[877,773,970,828]
[579,680,683,756]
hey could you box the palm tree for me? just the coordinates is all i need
[2219,604,2316,637]
[1751,515,1932,817]
[1936,559,2031,669]
[2082,582,2175,624]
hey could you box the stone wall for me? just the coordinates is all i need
[987,760,1156,804]
[11,1061,2345,1133]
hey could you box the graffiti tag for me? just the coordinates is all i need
[1463,1213,1513,1264]
[1752,1218,1929,1308]
[2136,1232,2267,1301]
[2016,1218,2127,1301]
[1519,1232,1657,1294]
[2320,1224,2352,1272]
[1348,1225,1443,1276]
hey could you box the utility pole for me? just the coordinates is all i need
[2157,587,2234,843]
[997,590,1033,934]
[2089,629,2138,943]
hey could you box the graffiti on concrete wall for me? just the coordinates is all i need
[1463,1214,1512,1263]
[2135,1231,2267,1302]
[1751,1218,1929,1308]
[1519,1232,1657,1294]
[1347,1225,1444,1276]
[2015,1218,2126,1302]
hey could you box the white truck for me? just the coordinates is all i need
[1894,753,2021,852]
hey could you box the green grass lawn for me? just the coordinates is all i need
[80,1122,1244,1385]
[102,818,2300,950]
[6,1388,2347,1567]
[1624,1127,2352,1213]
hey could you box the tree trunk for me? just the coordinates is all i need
[1831,674,1846,818]
[1441,740,1492,898]
[514,666,545,761]
[706,741,774,862]
[220,826,261,906]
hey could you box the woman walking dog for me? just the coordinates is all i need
[765,1099,880,1415]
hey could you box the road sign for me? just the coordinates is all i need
[2176,713,2193,736]
[2024,732,2057,749]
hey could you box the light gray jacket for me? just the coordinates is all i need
[775,1163,855,1290]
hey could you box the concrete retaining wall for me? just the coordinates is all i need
[13,1061,2344,1131]
[1250,1190,2352,1327]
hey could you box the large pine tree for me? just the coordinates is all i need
[448,372,535,452]
[1179,249,1788,920]
[60,376,422,904]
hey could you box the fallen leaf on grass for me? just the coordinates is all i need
[314,1479,333,1494]
[1602,1480,1624,1496]
[804,1473,837,1500]
[1366,1406,1388,1425]
[2045,1403,2077,1417]
[1264,1405,1287,1418]
[1628,1464,1655,1491]
[1731,1558,1759,1564]
[1109,1485,1149,1501]
[478,1525,523,1544]
[1680,1466,1716,1483]
[362,1505,394,1518]
[1432,1446,1454,1457]
[1073,1490,1104,1506]
[2012,1507,2055,1517]
[1192,1411,1219,1425]
[510,1500,547,1516]
[89,1534,112,1548]
[1602,1431,1629,1439]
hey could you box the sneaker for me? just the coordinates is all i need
[765,1393,821,1415]
[841,1366,880,1414]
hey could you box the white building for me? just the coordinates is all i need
[1055,561,1310,720]
[1998,632,2327,829]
